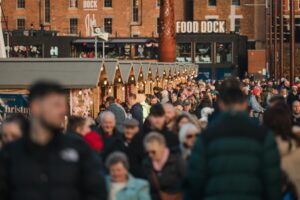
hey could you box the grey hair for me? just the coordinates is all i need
[97,111,116,125]
[105,152,129,170]
[144,132,166,147]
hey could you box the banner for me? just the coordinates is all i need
[0,94,29,121]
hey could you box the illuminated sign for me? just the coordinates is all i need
[176,21,226,34]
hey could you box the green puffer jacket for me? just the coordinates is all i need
[187,111,281,200]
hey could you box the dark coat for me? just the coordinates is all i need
[143,152,186,200]
[0,133,107,200]
[187,112,281,200]
[104,132,146,178]
[98,127,123,162]
[143,124,179,152]
[130,103,144,128]
[287,92,300,108]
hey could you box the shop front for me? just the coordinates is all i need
[71,38,159,60]
[176,20,248,79]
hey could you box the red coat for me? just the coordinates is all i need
[83,131,104,152]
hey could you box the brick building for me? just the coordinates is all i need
[1,0,184,37]
[2,0,270,42]
[1,0,299,78]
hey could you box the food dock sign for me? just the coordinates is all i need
[176,21,226,34]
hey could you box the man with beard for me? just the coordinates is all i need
[0,81,107,200]
[144,104,179,152]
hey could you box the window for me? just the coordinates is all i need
[157,17,160,34]
[157,0,160,7]
[176,43,192,63]
[234,18,241,33]
[132,0,139,22]
[45,0,50,23]
[208,0,216,7]
[17,18,25,30]
[69,0,78,8]
[17,0,25,8]
[195,43,212,64]
[216,43,233,64]
[104,18,112,33]
[104,0,112,7]
[232,0,240,6]
[70,18,78,34]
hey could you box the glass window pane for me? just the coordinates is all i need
[235,18,241,33]
[104,18,112,33]
[70,18,78,34]
[70,0,78,8]
[195,43,212,64]
[216,43,233,64]
[45,0,50,23]
[208,0,216,6]
[176,43,192,63]
[17,19,25,30]
[104,0,112,7]
[232,0,240,6]
[17,0,25,8]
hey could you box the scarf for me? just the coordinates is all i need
[153,148,170,171]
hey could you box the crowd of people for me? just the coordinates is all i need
[1,76,300,200]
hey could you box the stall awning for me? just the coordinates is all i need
[72,38,157,44]
[0,59,102,89]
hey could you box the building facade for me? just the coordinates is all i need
[1,0,185,37]
[2,0,299,78]
[2,0,270,41]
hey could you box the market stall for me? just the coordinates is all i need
[0,59,198,118]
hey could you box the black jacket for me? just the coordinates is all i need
[107,133,146,178]
[130,103,144,128]
[143,124,179,152]
[143,152,186,200]
[0,132,107,200]
[98,127,123,162]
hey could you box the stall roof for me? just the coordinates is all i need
[0,59,103,89]
[72,38,157,44]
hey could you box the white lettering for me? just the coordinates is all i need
[176,21,181,33]
[83,0,98,9]
[201,21,206,33]
[176,21,226,34]
[181,22,186,33]
[186,22,193,33]
[219,21,225,33]
[193,21,199,33]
